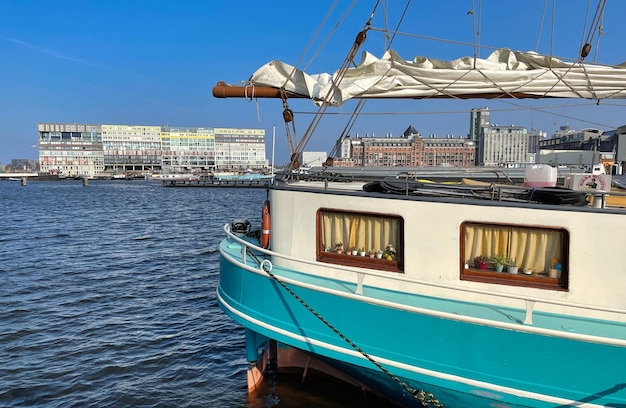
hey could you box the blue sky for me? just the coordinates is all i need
[2,0,625,166]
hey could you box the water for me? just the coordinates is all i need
[0,180,391,408]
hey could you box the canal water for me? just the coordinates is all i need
[0,180,391,407]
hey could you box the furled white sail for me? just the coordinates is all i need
[249,48,626,105]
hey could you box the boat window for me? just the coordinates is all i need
[317,209,404,272]
[461,222,568,290]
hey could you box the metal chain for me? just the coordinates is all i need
[246,249,443,407]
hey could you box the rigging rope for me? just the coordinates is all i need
[245,248,443,407]
[535,0,548,52]
[288,3,379,170]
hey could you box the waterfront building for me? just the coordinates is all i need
[423,135,475,167]
[537,125,626,173]
[101,125,162,174]
[36,123,266,176]
[480,124,529,167]
[344,126,474,168]
[470,107,490,164]
[351,129,423,167]
[38,123,104,177]
[471,108,531,166]
[10,159,39,172]
[160,126,215,173]
[214,128,266,170]
[538,126,603,150]
[527,128,548,164]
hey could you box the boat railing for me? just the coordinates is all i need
[276,171,626,210]
[223,224,626,344]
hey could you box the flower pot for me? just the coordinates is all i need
[336,249,343,254]
[507,266,518,274]
[351,250,358,256]
[495,264,504,272]
[376,253,383,259]
[359,251,366,257]
[369,253,375,258]
[477,262,488,270]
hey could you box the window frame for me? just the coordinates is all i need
[316,208,404,273]
[460,221,569,291]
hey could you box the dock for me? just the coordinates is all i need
[162,178,271,188]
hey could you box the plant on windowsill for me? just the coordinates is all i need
[376,249,383,259]
[358,247,366,256]
[490,253,507,272]
[384,244,396,260]
[368,249,376,258]
[335,242,343,254]
[473,255,489,270]
[506,256,519,274]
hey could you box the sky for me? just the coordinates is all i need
[1,0,626,166]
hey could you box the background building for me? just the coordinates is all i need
[102,125,162,174]
[538,125,626,173]
[38,123,104,177]
[161,127,215,174]
[338,126,474,168]
[10,159,39,172]
[480,125,529,167]
[470,108,490,164]
[36,123,265,177]
[423,135,475,167]
[471,108,531,167]
[214,128,266,170]
[351,128,423,167]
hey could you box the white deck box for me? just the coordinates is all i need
[564,173,612,192]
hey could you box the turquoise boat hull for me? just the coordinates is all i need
[218,239,626,407]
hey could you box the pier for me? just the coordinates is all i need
[162,178,271,188]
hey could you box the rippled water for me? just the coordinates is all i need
[0,180,391,408]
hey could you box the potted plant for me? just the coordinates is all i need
[335,242,343,254]
[350,247,358,256]
[376,249,383,259]
[384,244,396,260]
[358,247,366,256]
[473,255,489,270]
[491,253,507,272]
[368,249,376,258]
[506,256,519,274]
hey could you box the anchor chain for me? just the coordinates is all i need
[246,250,443,407]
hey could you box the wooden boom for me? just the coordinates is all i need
[212,81,307,99]
[212,81,549,101]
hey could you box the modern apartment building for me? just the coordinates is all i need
[480,125,529,166]
[37,123,266,177]
[38,123,104,177]
[214,128,267,169]
[161,127,215,173]
[470,107,490,164]
[101,125,162,173]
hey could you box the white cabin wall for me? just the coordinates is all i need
[269,187,625,318]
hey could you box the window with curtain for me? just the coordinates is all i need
[461,222,568,290]
[317,209,404,272]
